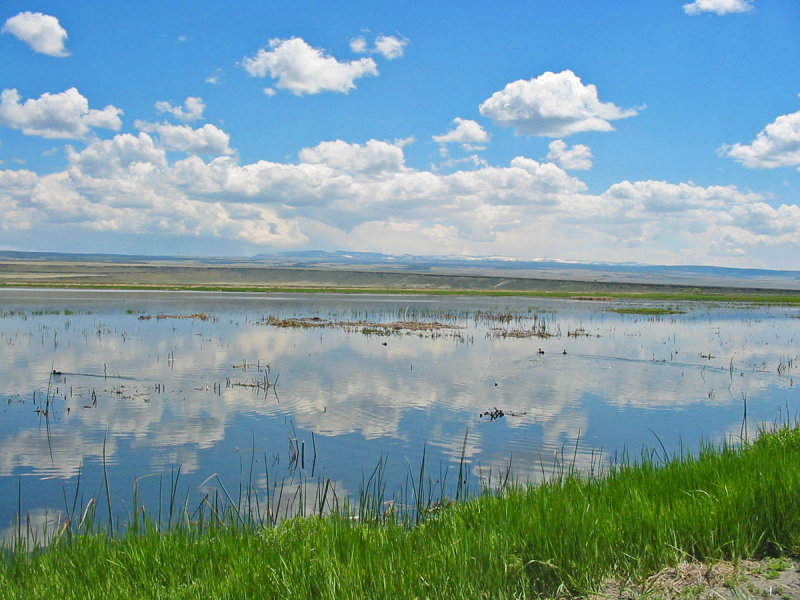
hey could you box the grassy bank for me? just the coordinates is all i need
[5,281,800,305]
[2,427,800,599]
[2,256,800,304]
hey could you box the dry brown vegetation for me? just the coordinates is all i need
[593,559,800,600]
[263,315,463,332]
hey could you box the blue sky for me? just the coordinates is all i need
[1,0,799,268]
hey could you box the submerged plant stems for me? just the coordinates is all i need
[102,433,112,536]
[3,426,800,599]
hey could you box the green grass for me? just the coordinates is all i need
[3,426,800,599]
[4,280,800,305]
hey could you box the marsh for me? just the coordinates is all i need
[0,288,797,537]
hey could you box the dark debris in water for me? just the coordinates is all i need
[479,407,527,422]
[138,313,213,321]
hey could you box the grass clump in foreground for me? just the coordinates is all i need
[3,427,800,599]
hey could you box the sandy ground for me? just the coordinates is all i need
[590,559,800,599]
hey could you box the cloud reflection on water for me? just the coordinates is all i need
[0,291,797,524]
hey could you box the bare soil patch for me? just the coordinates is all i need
[590,558,800,599]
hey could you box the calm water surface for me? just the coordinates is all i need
[0,289,797,538]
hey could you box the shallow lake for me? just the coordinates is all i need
[0,289,797,538]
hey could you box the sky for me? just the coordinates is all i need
[1,0,799,268]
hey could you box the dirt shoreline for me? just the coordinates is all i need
[592,559,800,599]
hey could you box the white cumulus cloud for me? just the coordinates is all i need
[479,70,638,137]
[155,97,206,122]
[437,154,490,171]
[3,123,799,266]
[242,37,378,95]
[595,180,798,259]
[720,111,800,169]
[349,37,367,54]
[0,88,122,139]
[299,139,407,174]
[134,121,233,155]
[2,11,69,57]
[351,35,408,59]
[205,68,224,85]
[374,35,407,59]
[683,0,754,15]
[547,140,593,170]
[433,118,490,147]
[66,132,167,178]
[602,180,758,214]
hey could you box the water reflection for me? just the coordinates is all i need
[0,290,798,530]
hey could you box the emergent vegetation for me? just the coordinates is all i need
[2,425,800,599]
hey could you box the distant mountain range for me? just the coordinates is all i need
[2,249,800,290]
[252,251,800,289]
